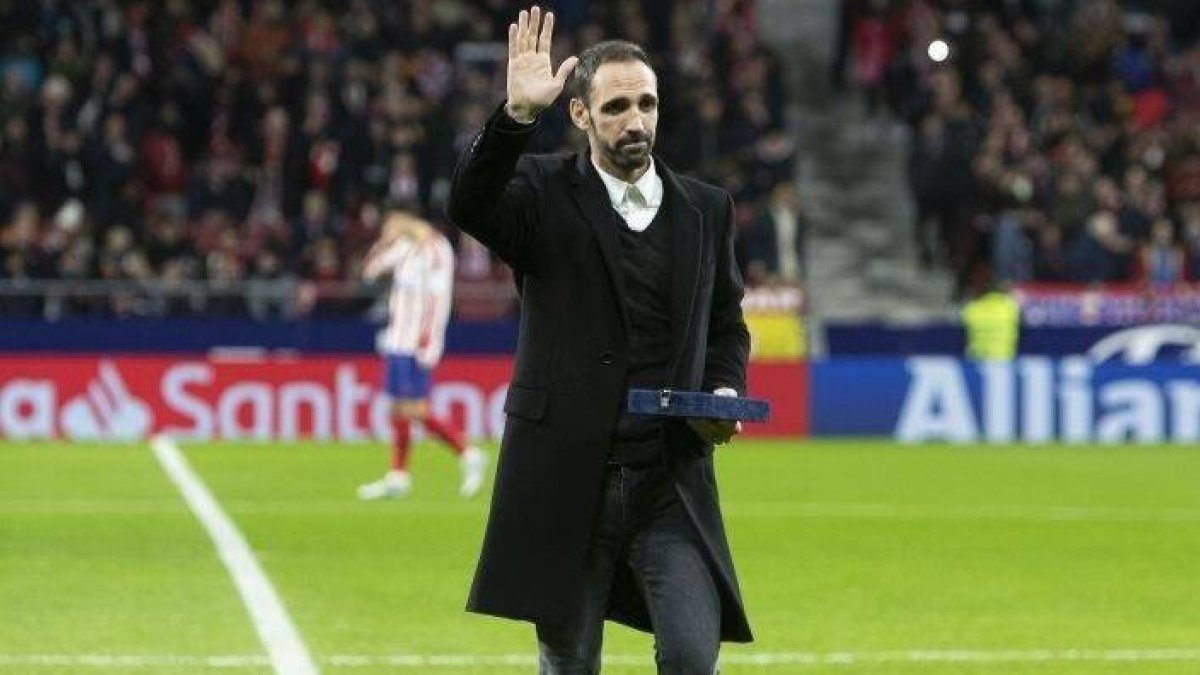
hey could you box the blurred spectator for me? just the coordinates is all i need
[204,249,248,317]
[0,0,792,318]
[990,209,1034,284]
[1182,202,1200,278]
[851,0,893,116]
[1067,211,1133,283]
[852,0,1200,294]
[1032,225,1069,282]
[1140,217,1185,284]
[738,182,804,286]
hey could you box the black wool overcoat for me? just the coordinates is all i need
[447,105,753,642]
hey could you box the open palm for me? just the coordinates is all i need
[506,6,578,123]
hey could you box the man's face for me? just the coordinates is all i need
[572,60,658,177]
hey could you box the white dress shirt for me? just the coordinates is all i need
[592,158,663,232]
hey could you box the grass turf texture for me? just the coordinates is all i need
[2,439,1199,674]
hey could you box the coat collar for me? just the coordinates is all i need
[659,159,703,381]
[591,157,664,211]
[570,153,631,334]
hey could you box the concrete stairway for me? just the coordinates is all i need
[757,0,957,332]
[795,96,955,323]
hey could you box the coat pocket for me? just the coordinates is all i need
[503,383,548,422]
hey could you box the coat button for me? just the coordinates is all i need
[599,351,615,365]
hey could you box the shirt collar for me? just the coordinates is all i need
[592,157,663,209]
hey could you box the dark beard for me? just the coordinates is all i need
[600,133,654,173]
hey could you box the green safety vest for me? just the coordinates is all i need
[962,292,1020,361]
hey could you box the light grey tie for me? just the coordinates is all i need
[625,184,646,208]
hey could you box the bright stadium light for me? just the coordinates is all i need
[928,39,950,63]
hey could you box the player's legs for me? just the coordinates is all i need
[360,354,487,498]
[421,404,489,498]
[390,396,426,471]
[390,399,421,470]
[402,366,466,456]
[626,468,722,675]
[359,355,423,500]
[403,361,489,498]
[535,469,626,675]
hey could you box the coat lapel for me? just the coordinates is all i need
[569,154,703,378]
[659,161,704,380]
[570,154,630,334]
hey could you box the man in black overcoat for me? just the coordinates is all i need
[447,7,753,674]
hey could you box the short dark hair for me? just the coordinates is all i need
[569,40,653,103]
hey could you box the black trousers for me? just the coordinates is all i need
[536,463,721,675]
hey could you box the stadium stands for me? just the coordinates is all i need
[836,0,1200,296]
[0,0,792,318]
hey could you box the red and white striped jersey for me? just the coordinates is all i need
[363,233,455,366]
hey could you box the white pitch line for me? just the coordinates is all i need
[213,500,1200,524]
[0,655,268,669]
[5,648,1200,669]
[723,502,1200,523]
[319,648,1200,667]
[150,436,319,675]
[9,497,1200,524]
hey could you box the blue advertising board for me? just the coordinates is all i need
[812,357,1200,443]
[825,323,1200,361]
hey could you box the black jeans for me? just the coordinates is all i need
[536,464,721,675]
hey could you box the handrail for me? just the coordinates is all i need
[0,278,518,319]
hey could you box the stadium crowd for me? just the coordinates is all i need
[840,0,1200,296]
[0,0,795,318]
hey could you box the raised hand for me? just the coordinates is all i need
[505,6,578,124]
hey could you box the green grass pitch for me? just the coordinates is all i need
[2,439,1200,674]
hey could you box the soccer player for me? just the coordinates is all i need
[357,211,488,500]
